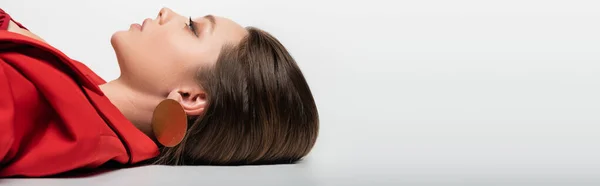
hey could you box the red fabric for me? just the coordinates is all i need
[0,9,159,177]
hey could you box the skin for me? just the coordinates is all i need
[101,7,248,136]
[8,7,249,136]
[7,20,46,42]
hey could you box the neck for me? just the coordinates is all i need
[99,78,161,136]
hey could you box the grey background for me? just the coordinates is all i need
[2,0,600,185]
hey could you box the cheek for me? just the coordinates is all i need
[112,28,200,87]
[162,34,205,67]
[123,30,180,69]
[111,31,177,78]
[140,32,197,80]
[145,30,186,59]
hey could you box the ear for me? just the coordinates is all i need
[166,87,207,116]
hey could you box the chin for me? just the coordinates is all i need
[110,31,130,73]
[110,31,127,49]
[110,31,134,60]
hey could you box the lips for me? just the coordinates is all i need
[141,18,152,31]
[130,23,142,30]
[129,18,152,31]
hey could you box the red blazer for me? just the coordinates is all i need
[0,11,158,177]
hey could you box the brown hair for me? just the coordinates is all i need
[152,27,319,165]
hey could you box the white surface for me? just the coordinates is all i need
[2,0,600,185]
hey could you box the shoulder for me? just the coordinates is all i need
[1,8,46,43]
[6,20,46,43]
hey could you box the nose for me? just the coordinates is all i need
[157,7,178,25]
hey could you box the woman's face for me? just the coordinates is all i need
[111,7,248,94]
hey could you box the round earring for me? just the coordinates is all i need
[151,99,188,147]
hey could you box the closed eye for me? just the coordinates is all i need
[186,16,199,37]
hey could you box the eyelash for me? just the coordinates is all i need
[186,16,199,37]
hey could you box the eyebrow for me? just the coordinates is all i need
[204,14,216,32]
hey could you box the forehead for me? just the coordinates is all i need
[200,15,248,44]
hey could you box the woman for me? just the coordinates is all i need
[0,7,318,177]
